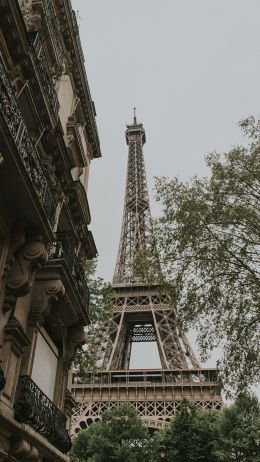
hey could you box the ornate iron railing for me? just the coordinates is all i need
[45,0,65,66]
[14,375,71,453]
[0,59,57,226]
[48,233,90,310]
[73,369,219,386]
[67,0,98,124]
[31,31,60,115]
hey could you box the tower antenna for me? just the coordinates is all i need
[133,107,137,124]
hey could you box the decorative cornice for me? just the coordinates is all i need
[56,0,101,159]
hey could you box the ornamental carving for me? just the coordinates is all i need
[3,236,48,312]
[30,279,65,325]
[3,225,26,279]
[41,152,57,186]
[10,437,39,461]
[18,0,41,32]
[63,323,86,369]
[65,389,76,417]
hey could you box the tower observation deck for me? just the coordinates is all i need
[71,114,222,434]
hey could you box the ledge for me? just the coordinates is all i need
[69,180,91,225]
[0,403,70,462]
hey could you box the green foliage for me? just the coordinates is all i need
[71,404,154,462]
[137,117,260,395]
[72,397,260,462]
[163,396,260,462]
[164,399,221,462]
[74,260,113,377]
[216,394,260,462]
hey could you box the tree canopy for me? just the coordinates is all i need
[216,394,260,462]
[72,397,260,462]
[164,400,220,462]
[163,395,260,462]
[71,404,155,462]
[137,117,260,395]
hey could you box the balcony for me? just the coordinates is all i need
[0,58,57,228]
[14,375,71,453]
[73,369,219,387]
[48,233,90,316]
[32,0,65,67]
[30,30,60,116]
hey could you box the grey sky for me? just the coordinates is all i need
[71,0,260,370]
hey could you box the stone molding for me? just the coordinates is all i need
[17,0,41,32]
[4,316,30,353]
[30,278,65,325]
[3,234,48,312]
[3,226,26,280]
[0,406,70,461]
[64,389,76,417]
[10,437,39,461]
[63,323,86,370]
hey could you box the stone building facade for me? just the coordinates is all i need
[0,0,100,459]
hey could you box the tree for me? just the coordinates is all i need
[216,394,260,462]
[74,260,113,377]
[71,404,153,462]
[164,400,221,462]
[71,398,260,462]
[140,117,260,395]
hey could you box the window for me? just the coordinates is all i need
[31,328,58,400]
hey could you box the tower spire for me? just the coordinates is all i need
[113,116,152,285]
[133,107,137,124]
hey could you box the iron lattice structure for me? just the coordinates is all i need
[100,289,201,371]
[113,114,152,284]
[71,115,222,434]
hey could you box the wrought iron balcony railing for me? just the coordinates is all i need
[48,233,90,310]
[30,31,60,115]
[0,59,57,226]
[14,375,71,453]
[45,0,65,66]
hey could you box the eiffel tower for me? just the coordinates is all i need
[71,112,222,434]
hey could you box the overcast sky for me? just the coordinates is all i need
[71,0,260,370]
